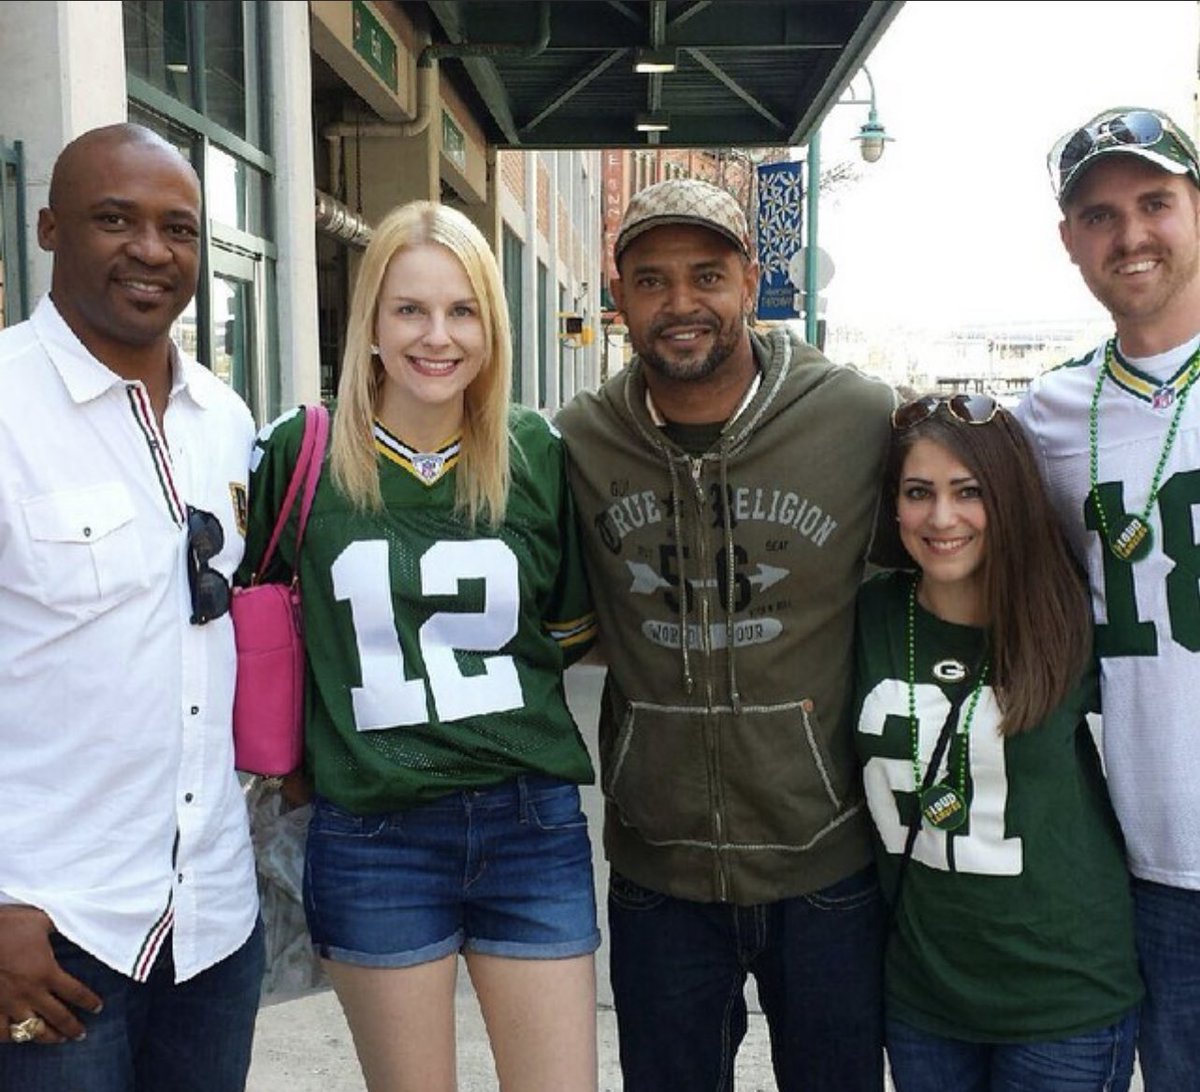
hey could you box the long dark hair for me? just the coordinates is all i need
[881,399,1092,735]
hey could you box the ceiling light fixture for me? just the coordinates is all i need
[634,47,678,74]
[635,111,671,133]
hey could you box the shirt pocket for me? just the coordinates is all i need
[21,483,151,613]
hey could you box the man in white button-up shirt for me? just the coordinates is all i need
[0,123,263,1092]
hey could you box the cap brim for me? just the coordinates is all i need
[1060,145,1191,203]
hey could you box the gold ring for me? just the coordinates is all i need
[9,1015,44,1044]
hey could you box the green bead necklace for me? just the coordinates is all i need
[906,578,989,832]
[1089,338,1200,563]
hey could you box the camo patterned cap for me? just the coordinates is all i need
[1049,106,1200,204]
[614,178,753,264]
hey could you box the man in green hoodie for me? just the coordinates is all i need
[557,177,894,1091]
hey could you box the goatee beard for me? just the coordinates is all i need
[640,315,742,382]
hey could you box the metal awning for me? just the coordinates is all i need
[402,0,904,149]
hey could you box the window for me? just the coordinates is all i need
[124,0,265,145]
[123,0,277,420]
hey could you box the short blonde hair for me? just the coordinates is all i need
[330,201,513,526]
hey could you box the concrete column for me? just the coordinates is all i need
[341,124,437,298]
[0,1,126,297]
[461,147,502,255]
[267,0,320,408]
[545,152,561,411]
[521,151,538,407]
[582,155,603,391]
[355,127,438,225]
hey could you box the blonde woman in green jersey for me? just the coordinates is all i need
[241,201,600,1092]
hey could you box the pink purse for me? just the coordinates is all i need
[232,405,329,776]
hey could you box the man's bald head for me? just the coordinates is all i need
[48,123,196,210]
[38,121,203,375]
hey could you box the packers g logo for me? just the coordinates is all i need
[932,658,968,683]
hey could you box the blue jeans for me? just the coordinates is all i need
[885,1010,1138,1092]
[305,777,599,966]
[608,865,885,1092]
[0,919,264,1092]
[1133,877,1200,1090]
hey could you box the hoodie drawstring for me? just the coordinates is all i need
[665,454,694,696]
[719,446,742,714]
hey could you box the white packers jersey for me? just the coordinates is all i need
[1016,337,1200,889]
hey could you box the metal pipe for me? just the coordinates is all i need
[419,2,550,66]
[324,58,440,196]
[314,190,373,248]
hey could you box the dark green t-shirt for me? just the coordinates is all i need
[852,571,1142,1042]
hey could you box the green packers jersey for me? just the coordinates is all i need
[240,404,597,813]
[853,572,1141,1042]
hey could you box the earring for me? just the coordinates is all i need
[370,344,380,356]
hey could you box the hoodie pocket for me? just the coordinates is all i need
[718,699,861,848]
[604,704,714,845]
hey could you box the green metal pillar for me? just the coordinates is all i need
[804,129,820,345]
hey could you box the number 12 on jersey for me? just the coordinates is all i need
[331,538,526,730]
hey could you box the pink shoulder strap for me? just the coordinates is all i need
[254,404,329,581]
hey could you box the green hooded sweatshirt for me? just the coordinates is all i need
[556,325,894,904]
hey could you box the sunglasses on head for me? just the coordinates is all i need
[186,506,230,625]
[1050,109,1197,198]
[892,394,1000,431]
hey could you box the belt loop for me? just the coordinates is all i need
[516,774,531,823]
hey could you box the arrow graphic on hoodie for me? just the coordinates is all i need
[625,561,789,596]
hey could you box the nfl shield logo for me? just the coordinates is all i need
[413,454,444,481]
[1152,386,1176,410]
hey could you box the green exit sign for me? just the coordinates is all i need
[352,0,398,93]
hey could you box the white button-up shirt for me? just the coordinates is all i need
[0,297,259,982]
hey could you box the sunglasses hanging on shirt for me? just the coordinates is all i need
[186,505,231,625]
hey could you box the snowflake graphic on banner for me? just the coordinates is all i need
[757,165,802,282]
[755,162,803,319]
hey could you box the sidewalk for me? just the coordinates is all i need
[246,662,780,1091]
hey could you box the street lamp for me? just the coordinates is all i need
[850,66,891,164]
[804,65,891,345]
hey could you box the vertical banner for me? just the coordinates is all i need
[601,150,626,289]
[755,160,803,320]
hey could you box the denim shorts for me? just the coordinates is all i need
[304,776,600,967]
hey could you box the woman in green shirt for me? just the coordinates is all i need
[852,393,1141,1091]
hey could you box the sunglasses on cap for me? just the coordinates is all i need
[892,394,1000,431]
[1049,108,1199,200]
[186,505,231,625]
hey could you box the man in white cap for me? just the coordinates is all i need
[557,177,893,1090]
[1016,106,1200,1089]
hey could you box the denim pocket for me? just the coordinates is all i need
[801,865,881,912]
[608,871,668,912]
[526,782,588,832]
[310,797,390,838]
